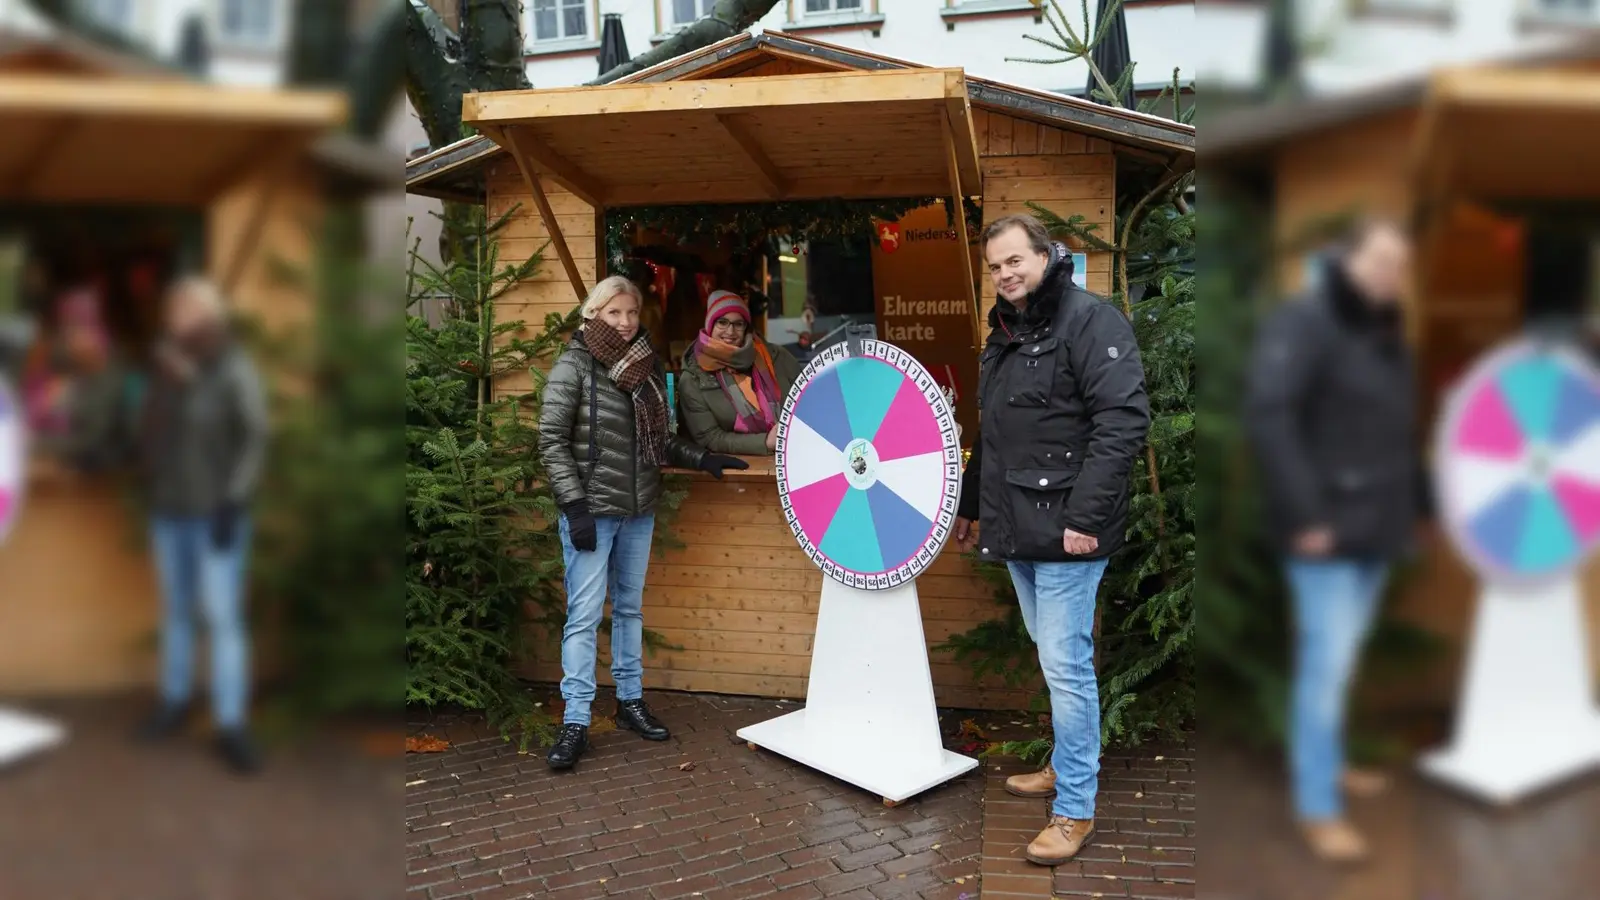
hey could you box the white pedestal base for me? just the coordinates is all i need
[1418,577,1600,805]
[0,708,64,768]
[737,578,978,804]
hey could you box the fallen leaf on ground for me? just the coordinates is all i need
[956,719,988,741]
[588,719,616,736]
[677,761,697,771]
[405,735,451,753]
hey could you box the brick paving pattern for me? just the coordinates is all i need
[979,750,1195,899]
[406,691,987,900]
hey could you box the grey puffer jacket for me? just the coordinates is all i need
[538,332,707,518]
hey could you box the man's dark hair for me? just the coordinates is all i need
[980,214,1052,256]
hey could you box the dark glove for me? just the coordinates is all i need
[211,503,241,552]
[699,454,749,480]
[562,500,597,552]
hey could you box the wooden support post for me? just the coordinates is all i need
[942,115,983,353]
[221,150,295,295]
[503,125,588,304]
[500,126,604,208]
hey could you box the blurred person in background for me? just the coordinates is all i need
[953,214,1151,866]
[134,276,268,775]
[677,289,801,456]
[538,275,747,771]
[1246,218,1425,864]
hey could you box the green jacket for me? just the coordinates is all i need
[539,333,706,518]
[677,336,802,456]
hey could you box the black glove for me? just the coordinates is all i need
[211,503,241,552]
[562,500,597,552]
[699,454,749,480]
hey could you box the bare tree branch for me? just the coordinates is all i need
[406,0,468,148]
[461,0,531,92]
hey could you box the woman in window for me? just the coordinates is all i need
[677,290,801,456]
[538,276,746,770]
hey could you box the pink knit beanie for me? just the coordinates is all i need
[704,290,749,333]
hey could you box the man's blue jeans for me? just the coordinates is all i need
[557,512,654,727]
[148,516,252,729]
[1285,558,1388,820]
[1007,557,1110,820]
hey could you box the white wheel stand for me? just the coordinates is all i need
[737,578,978,805]
[1418,577,1600,804]
[0,707,65,769]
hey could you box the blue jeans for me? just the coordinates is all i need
[558,512,654,726]
[1285,558,1388,820]
[1007,557,1110,820]
[149,515,252,729]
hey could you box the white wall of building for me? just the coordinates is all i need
[1199,0,1593,96]
[518,0,1194,93]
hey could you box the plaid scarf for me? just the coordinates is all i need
[581,318,668,466]
[694,333,779,434]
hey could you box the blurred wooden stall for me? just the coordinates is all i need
[0,34,348,695]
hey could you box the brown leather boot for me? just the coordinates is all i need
[1300,818,1369,865]
[1024,816,1095,866]
[1004,765,1056,798]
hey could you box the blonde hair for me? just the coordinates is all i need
[166,275,227,326]
[581,275,642,320]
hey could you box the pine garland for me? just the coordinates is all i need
[604,197,984,268]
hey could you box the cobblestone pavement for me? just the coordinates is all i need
[406,691,986,900]
[980,750,1195,899]
[406,690,1196,900]
[0,697,401,900]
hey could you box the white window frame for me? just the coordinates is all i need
[668,0,719,27]
[528,0,592,44]
[801,0,866,19]
[214,0,282,49]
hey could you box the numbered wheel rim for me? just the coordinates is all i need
[1435,338,1600,583]
[776,339,961,590]
[0,378,22,545]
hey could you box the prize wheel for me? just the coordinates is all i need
[0,378,21,544]
[1435,338,1600,584]
[776,340,962,591]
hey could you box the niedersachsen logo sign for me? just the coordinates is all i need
[0,376,21,544]
[877,222,959,254]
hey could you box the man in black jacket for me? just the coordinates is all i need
[954,214,1151,866]
[1245,218,1420,864]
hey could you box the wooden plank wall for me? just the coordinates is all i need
[484,154,598,396]
[519,475,1037,711]
[972,108,1117,301]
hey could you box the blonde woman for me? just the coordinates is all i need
[538,276,746,770]
[135,276,268,775]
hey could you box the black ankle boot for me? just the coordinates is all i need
[546,724,589,769]
[216,728,262,775]
[134,701,191,743]
[615,699,669,741]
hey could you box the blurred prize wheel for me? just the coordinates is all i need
[1420,337,1600,803]
[738,338,977,806]
[0,378,60,768]
[0,377,21,544]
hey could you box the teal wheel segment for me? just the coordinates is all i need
[818,487,884,574]
[1516,486,1578,575]
[834,357,905,443]
[1497,353,1564,444]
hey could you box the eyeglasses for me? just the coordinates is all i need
[712,317,747,333]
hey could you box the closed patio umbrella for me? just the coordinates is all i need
[598,14,629,78]
[1087,0,1133,109]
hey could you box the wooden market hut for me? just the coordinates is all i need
[0,34,365,695]
[405,30,1194,711]
[1210,40,1600,706]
